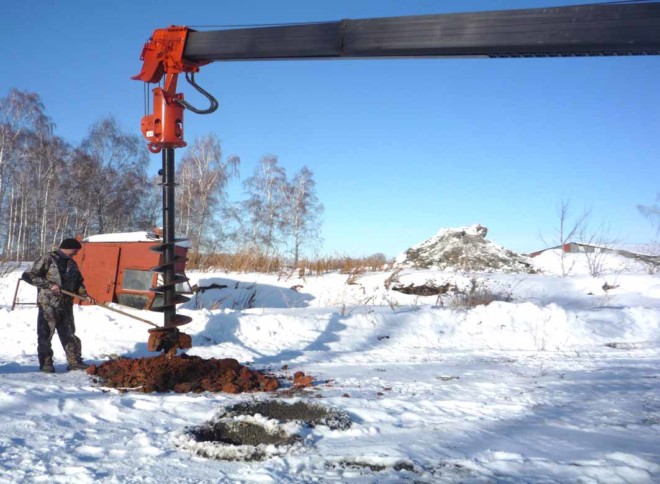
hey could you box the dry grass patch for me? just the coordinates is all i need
[188,251,393,275]
[188,251,283,273]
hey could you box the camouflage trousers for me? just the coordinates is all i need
[37,301,83,368]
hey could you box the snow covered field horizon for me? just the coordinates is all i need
[0,246,658,482]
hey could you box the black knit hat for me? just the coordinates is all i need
[59,238,82,250]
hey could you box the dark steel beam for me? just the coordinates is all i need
[184,3,660,61]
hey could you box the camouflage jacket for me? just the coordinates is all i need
[23,250,89,305]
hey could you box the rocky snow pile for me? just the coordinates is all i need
[395,224,535,273]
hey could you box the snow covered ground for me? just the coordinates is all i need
[0,250,658,482]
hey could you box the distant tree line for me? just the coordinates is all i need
[0,88,323,262]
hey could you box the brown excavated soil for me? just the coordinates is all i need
[86,354,280,394]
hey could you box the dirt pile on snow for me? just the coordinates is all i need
[395,224,535,273]
[87,354,279,393]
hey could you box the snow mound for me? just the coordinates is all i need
[84,231,160,243]
[83,231,191,247]
[395,224,535,273]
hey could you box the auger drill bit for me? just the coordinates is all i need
[148,147,193,354]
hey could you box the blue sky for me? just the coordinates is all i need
[2,0,659,257]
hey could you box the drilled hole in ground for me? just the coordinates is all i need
[217,400,352,430]
[191,420,299,447]
[180,400,352,461]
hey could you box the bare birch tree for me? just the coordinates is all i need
[134,175,163,231]
[58,149,99,239]
[543,199,623,277]
[25,134,68,256]
[242,155,287,257]
[78,117,149,234]
[284,166,323,266]
[0,89,52,258]
[578,223,620,277]
[176,134,239,252]
[542,199,591,277]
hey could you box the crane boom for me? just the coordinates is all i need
[184,3,660,62]
[133,2,660,151]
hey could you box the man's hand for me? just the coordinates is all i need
[50,284,61,294]
[84,295,98,305]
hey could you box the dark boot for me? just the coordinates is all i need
[39,355,56,373]
[65,343,88,371]
[67,360,89,371]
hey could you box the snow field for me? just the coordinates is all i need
[0,251,658,482]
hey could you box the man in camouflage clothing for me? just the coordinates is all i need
[23,238,97,373]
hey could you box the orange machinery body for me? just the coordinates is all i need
[73,240,189,310]
[132,26,210,153]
